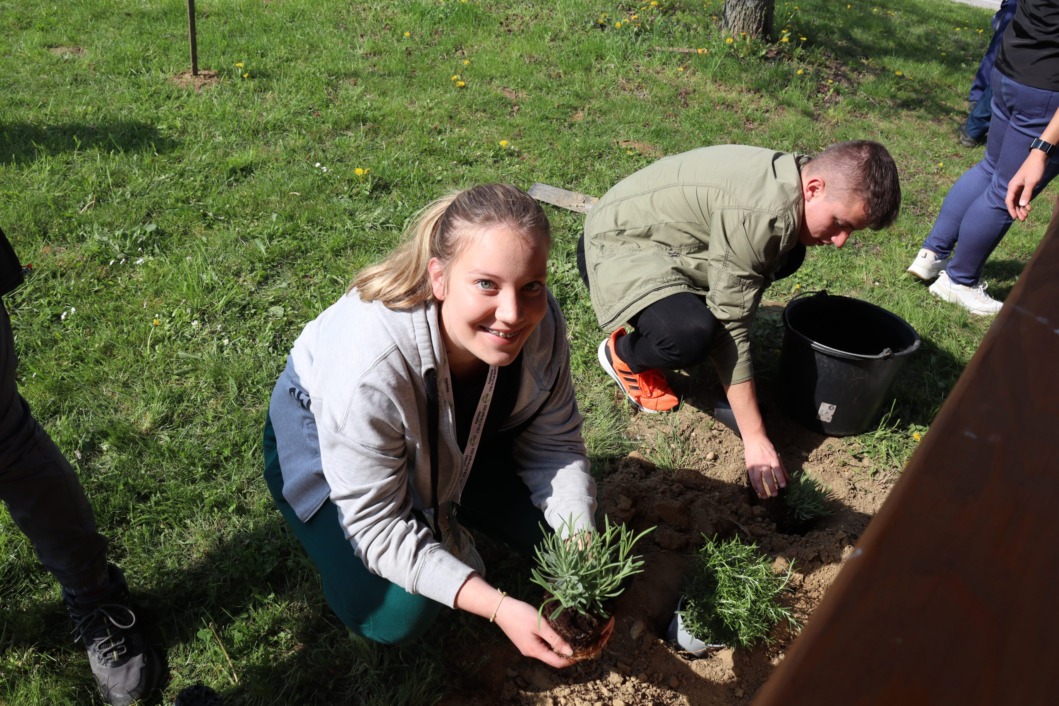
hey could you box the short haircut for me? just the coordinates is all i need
[806,140,901,230]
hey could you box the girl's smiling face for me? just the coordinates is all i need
[428,224,550,380]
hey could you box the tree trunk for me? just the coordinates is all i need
[723,0,775,42]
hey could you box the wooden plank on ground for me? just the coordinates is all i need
[527,183,598,214]
[753,196,1059,705]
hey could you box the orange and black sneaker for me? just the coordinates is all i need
[597,328,679,413]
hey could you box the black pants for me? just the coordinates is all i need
[0,298,109,593]
[577,235,804,373]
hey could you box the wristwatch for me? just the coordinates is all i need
[1029,137,1055,156]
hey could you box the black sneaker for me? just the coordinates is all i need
[63,565,162,706]
[958,125,985,148]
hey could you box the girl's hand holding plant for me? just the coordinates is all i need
[493,593,580,668]
[454,574,578,668]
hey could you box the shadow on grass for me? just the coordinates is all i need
[0,121,177,165]
[789,0,998,126]
[981,257,1029,300]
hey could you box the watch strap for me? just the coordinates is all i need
[1029,137,1055,156]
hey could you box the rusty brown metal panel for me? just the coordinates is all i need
[753,197,1059,706]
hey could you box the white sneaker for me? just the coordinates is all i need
[928,271,1002,316]
[907,248,949,280]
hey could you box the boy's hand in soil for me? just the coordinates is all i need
[745,436,788,499]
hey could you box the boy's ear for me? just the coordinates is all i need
[803,174,826,201]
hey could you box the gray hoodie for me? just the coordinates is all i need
[271,289,596,608]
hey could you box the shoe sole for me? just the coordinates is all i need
[928,283,1001,316]
[597,339,660,414]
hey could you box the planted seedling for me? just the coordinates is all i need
[678,535,799,650]
[768,471,835,535]
[530,515,653,660]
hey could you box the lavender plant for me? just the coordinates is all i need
[530,515,654,621]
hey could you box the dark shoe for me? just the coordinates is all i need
[958,126,985,148]
[64,565,162,706]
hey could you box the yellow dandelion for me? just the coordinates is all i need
[615,21,622,28]
[800,36,807,41]
[828,79,833,84]
[463,59,470,66]
[912,432,922,441]
[697,48,706,55]
[725,37,734,44]
[781,36,789,43]
[796,68,804,75]
[403,31,411,38]
[451,74,460,81]
[455,80,466,88]
[895,70,903,76]
[152,319,160,326]
[678,66,684,72]
[499,140,509,148]
[235,62,244,68]
[242,72,249,79]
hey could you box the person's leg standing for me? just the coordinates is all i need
[964,85,995,143]
[946,71,1059,286]
[923,67,1018,259]
[0,297,109,592]
[0,296,160,705]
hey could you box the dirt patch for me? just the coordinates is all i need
[439,373,895,705]
[618,140,665,158]
[48,45,86,59]
[171,69,221,91]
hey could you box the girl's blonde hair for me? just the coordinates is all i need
[351,183,551,309]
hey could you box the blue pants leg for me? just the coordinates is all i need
[924,69,1059,285]
[964,85,994,141]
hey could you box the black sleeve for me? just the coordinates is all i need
[0,226,24,297]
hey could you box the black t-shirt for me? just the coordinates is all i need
[996,0,1059,91]
[0,227,25,298]
[451,354,523,452]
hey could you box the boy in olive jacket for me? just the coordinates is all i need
[578,141,901,498]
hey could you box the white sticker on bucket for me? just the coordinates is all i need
[817,402,837,423]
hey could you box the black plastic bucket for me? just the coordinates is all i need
[776,291,921,436]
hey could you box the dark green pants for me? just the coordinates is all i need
[263,415,546,645]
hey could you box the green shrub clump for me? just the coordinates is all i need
[680,535,799,648]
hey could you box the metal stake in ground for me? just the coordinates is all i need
[187,0,198,76]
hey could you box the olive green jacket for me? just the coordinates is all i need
[583,145,807,386]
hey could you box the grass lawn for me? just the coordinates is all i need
[0,0,1051,703]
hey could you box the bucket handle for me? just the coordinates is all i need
[789,288,828,304]
[785,289,901,360]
